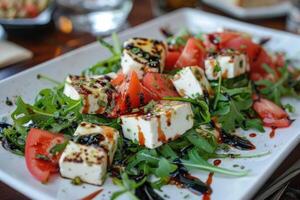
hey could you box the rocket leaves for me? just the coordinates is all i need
[212,76,264,133]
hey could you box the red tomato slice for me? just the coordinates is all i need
[111,73,125,87]
[252,48,274,75]
[175,38,206,68]
[263,117,291,128]
[165,51,181,71]
[111,71,157,117]
[221,36,261,66]
[25,128,65,183]
[142,72,179,99]
[203,32,242,51]
[253,98,291,128]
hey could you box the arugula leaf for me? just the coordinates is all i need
[7,85,84,154]
[166,28,190,47]
[255,65,300,105]
[185,129,216,154]
[213,81,263,133]
[35,154,50,161]
[155,158,177,178]
[49,141,69,156]
[163,96,210,124]
[112,172,146,200]
[182,148,248,176]
[158,144,178,160]
[137,150,247,177]
[83,34,122,75]
[82,115,121,130]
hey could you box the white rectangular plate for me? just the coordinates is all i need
[0,8,300,200]
[202,0,291,19]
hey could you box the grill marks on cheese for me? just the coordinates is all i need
[63,75,115,114]
[125,40,162,69]
[121,37,167,78]
[62,143,105,165]
[59,122,119,185]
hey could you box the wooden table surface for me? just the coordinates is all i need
[1,0,299,199]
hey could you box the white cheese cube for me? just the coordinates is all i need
[121,37,167,78]
[59,141,108,186]
[172,66,213,98]
[63,75,113,114]
[74,122,119,165]
[204,51,249,80]
[121,101,194,149]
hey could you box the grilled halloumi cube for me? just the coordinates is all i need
[63,75,115,114]
[74,122,119,164]
[121,37,167,78]
[204,50,249,80]
[121,101,194,149]
[172,66,213,98]
[59,141,107,186]
[59,122,119,185]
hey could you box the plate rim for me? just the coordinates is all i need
[202,0,291,19]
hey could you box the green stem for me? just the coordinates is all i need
[62,100,82,114]
[90,56,120,70]
[181,161,248,176]
[213,75,222,109]
[37,74,61,85]
[211,151,271,159]
[139,152,247,177]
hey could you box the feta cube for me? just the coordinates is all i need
[74,122,119,164]
[172,66,213,98]
[63,75,114,114]
[121,101,194,149]
[121,37,167,78]
[59,122,119,185]
[59,141,108,186]
[204,51,249,80]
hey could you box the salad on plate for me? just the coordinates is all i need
[1,28,300,199]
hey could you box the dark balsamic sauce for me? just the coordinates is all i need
[76,134,105,146]
[210,121,255,150]
[135,182,164,200]
[170,159,211,196]
[269,127,276,138]
[220,130,256,150]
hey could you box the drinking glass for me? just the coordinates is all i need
[56,0,132,35]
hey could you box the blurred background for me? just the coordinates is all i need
[0,0,300,199]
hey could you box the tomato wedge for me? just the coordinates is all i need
[203,32,242,51]
[165,50,181,71]
[221,36,261,66]
[111,73,125,87]
[25,128,65,183]
[175,38,206,68]
[142,72,179,99]
[111,71,157,117]
[253,97,291,128]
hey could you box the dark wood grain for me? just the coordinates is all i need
[0,0,299,199]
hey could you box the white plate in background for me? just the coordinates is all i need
[203,0,291,19]
[0,8,300,200]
